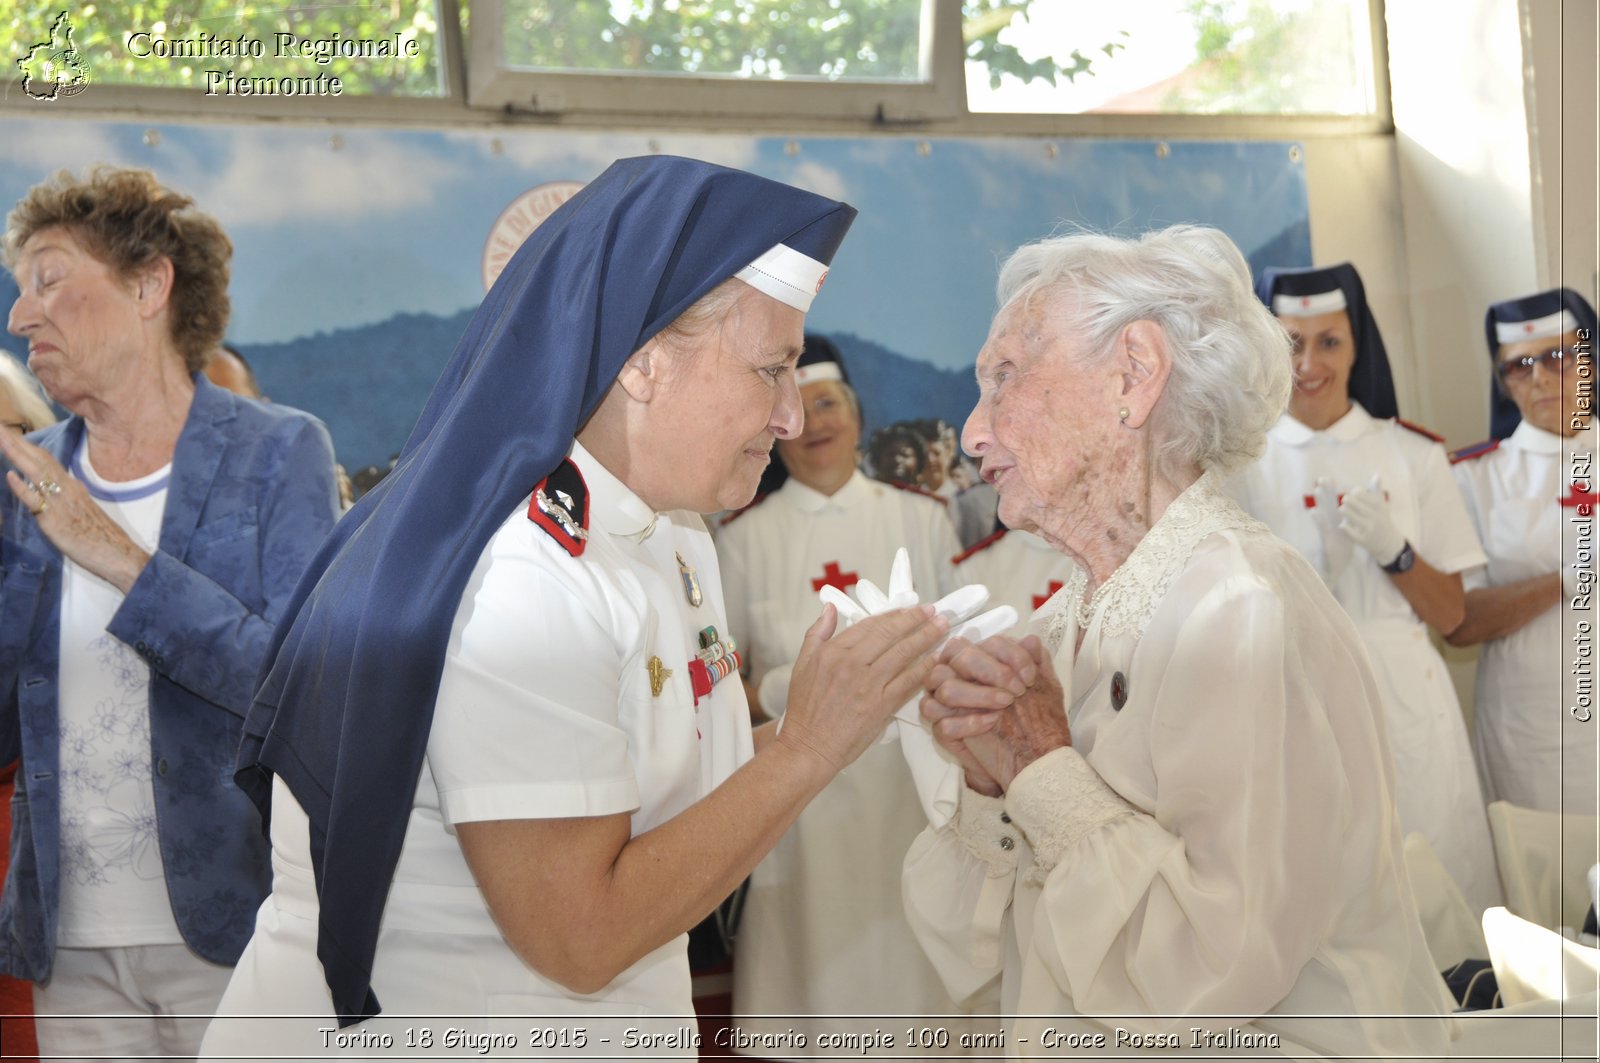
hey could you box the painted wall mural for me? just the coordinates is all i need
[0,118,1309,483]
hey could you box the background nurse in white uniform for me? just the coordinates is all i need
[1230,262,1500,916]
[1448,288,1598,815]
[951,526,1078,635]
[718,336,969,1055]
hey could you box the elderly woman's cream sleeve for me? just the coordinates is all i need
[902,784,1021,1006]
[1007,567,1363,1027]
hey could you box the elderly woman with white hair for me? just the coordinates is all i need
[902,226,1453,1057]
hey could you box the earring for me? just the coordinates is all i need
[1118,406,1131,423]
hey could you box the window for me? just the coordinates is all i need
[500,0,926,82]
[467,0,959,119]
[965,0,1380,116]
[2,0,1386,128]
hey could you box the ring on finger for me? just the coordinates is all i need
[31,498,48,517]
[37,478,61,495]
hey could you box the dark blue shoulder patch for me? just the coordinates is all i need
[1450,439,1500,465]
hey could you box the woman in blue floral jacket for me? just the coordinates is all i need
[0,166,339,1059]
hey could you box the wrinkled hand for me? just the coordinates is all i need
[778,604,948,774]
[0,426,149,592]
[922,634,1068,795]
[1310,478,1353,586]
[1338,475,1405,567]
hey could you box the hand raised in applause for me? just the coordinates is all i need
[777,604,948,774]
[922,634,1069,796]
[1338,476,1406,568]
[0,425,150,593]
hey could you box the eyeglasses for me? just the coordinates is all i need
[2,421,30,434]
[1494,347,1589,387]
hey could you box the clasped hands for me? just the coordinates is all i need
[814,547,1069,798]
[921,634,1070,798]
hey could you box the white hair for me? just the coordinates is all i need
[996,225,1291,478]
[0,349,56,432]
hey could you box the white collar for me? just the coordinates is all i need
[1505,420,1563,456]
[1044,469,1263,646]
[1270,403,1374,446]
[780,468,868,514]
[571,439,659,541]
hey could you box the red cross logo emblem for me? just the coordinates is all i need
[1560,482,1598,507]
[1033,580,1065,610]
[1524,323,1536,333]
[1299,296,1312,308]
[811,561,860,593]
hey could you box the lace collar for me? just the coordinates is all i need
[1043,468,1262,648]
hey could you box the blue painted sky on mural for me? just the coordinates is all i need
[0,118,1307,373]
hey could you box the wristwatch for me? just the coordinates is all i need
[1382,540,1416,575]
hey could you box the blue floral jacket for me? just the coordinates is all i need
[0,377,340,981]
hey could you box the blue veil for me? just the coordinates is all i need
[1483,287,1598,439]
[1256,263,1399,421]
[236,155,856,1023]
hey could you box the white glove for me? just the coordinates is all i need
[818,548,1018,647]
[1338,475,1406,568]
[813,547,1019,828]
[1309,478,1353,587]
[757,663,793,718]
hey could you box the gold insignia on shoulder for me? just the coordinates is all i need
[647,655,672,698]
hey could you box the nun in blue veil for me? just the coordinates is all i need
[1447,287,1598,814]
[199,155,948,1055]
[1229,262,1500,917]
[1478,286,1597,441]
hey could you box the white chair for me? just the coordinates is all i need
[1482,906,1600,1005]
[1404,832,1489,967]
[1486,800,1600,932]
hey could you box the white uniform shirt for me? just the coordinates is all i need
[1452,421,1599,813]
[719,471,960,693]
[204,442,750,1055]
[1230,406,1500,914]
[715,470,967,1050]
[903,473,1454,1059]
[952,529,1078,636]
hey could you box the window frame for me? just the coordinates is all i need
[0,0,1391,137]
[467,0,963,122]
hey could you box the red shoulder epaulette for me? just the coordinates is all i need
[1450,439,1500,464]
[717,492,769,527]
[528,458,590,556]
[953,528,1008,566]
[885,479,947,503]
[1393,417,1445,443]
